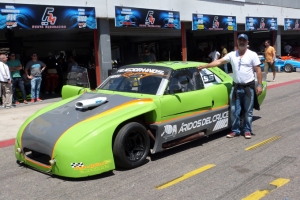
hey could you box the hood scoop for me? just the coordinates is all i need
[75,97,107,109]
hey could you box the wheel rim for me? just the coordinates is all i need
[124,131,146,161]
[285,65,292,72]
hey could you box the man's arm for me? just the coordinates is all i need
[255,65,263,95]
[198,58,227,70]
[9,63,22,72]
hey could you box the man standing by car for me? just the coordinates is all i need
[25,53,46,103]
[0,54,13,108]
[7,53,28,104]
[198,34,262,139]
[264,40,276,82]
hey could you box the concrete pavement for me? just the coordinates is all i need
[0,71,299,146]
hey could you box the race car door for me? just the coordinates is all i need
[160,68,213,119]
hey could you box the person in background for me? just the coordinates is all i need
[44,52,58,94]
[220,45,228,73]
[284,43,292,56]
[208,47,220,61]
[140,48,156,62]
[67,55,78,73]
[22,73,31,96]
[264,40,276,82]
[7,53,27,104]
[25,53,46,103]
[149,49,156,63]
[198,34,262,139]
[0,54,13,108]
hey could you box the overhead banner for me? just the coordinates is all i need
[115,6,180,29]
[192,14,237,31]
[284,18,300,30]
[245,17,277,31]
[0,3,96,29]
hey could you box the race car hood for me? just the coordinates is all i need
[21,92,137,157]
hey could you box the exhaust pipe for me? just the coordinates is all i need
[75,97,107,109]
[162,132,206,149]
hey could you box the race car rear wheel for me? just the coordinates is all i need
[113,122,150,169]
[284,64,294,73]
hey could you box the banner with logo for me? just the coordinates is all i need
[115,6,180,29]
[245,17,277,31]
[192,14,236,31]
[284,18,300,30]
[0,3,96,29]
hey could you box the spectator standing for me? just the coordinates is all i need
[25,53,46,103]
[220,45,228,73]
[0,54,13,108]
[22,73,31,95]
[198,34,263,139]
[67,55,78,73]
[44,52,59,94]
[7,53,27,104]
[264,40,276,82]
[208,47,220,61]
[149,49,156,63]
[284,43,292,56]
[140,48,156,62]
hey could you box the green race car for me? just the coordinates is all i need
[14,62,267,178]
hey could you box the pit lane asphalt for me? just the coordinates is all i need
[1,72,300,199]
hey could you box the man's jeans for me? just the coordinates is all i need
[230,87,254,135]
[12,77,27,102]
[31,76,42,99]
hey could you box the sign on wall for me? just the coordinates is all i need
[245,17,277,31]
[284,18,300,30]
[0,3,96,29]
[192,14,236,31]
[115,6,180,29]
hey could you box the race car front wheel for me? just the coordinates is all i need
[284,64,294,73]
[113,122,150,169]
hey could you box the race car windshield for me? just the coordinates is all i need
[99,66,171,95]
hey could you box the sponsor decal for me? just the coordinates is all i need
[71,160,111,173]
[178,111,228,134]
[41,7,57,26]
[203,74,216,83]
[145,11,155,25]
[161,125,177,139]
[117,68,165,75]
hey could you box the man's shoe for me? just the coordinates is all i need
[226,132,238,138]
[244,132,252,139]
[36,98,43,102]
[30,99,35,103]
[15,101,20,105]
[5,106,13,109]
[23,100,28,104]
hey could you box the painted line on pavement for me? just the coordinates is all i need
[156,164,215,190]
[242,178,290,200]
[0,138,15,148]
[267,79,300,89]
[245,136,281,151]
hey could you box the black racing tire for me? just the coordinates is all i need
[284,64,294,73]
[113,122,150,169]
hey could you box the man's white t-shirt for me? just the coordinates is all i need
[209,50,220,61]
[223,49,261,83]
